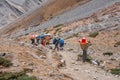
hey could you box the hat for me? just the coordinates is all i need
[79,37,88,44]
[44,33,51,36]
[40,35,44,38]
[30,34,35,39]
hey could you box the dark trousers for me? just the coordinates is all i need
[54,41,59,51]
[82,50,87,62]
[54,44,59,51]
[31,39,35,44]
[36,39,40,44]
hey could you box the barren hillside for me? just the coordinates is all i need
[0,0,49,28]
[16,1,120,79]
[0,0,89,37]
[0,0,120,80]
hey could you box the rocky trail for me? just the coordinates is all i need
[0,40,120,80]
[58,43,120,80]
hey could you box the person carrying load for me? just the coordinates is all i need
[59,38,64,50]
[53,35,60,51]
[40,33,46,46]
[78,37,89,62]
[29,34,35,44]
[35,35,40,44]
[44,33,52,45]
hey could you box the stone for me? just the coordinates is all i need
[13,64,19,67]
[0,52,6,56]
[57,59,66,68]
[114,44,118,47]
[93,77,98,80]
[25,43,31,47]
[40,55,46,59]
[73,50,78,53]
[99,61,106,68]
[22,62,27,65]
[67,48,74,51]
[24,67,33,73]
[19,42,24,46]
[74,68,79,71]
[28,62,34,66]
[71,62,75,64]
[91,60,100,66]
[48,46,53,49]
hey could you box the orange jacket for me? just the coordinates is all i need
[78,38,88,50]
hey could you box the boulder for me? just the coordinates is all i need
[0,52,6,57]
[19,42,24,46]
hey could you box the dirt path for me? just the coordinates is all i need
[58,43,120,80]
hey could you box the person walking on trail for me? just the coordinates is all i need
[41,38,46,46]
[79,37,89,62]
[53,36,60,51]
[44,33,52,45]
[29,34,35,45]
[59,38,64,50]
[35,35,40,44]
[39,33,46,46]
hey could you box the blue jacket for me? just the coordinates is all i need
[59,38,64,43]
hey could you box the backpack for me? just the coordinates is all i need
[53,37,60,44]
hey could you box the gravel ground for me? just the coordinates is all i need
[59,46,120,80]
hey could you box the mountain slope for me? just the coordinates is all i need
[4,0,119,38]
[0,0,120,80]
[0,0,49,28]
[0,0,89,37]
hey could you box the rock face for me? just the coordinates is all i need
[61,13,120,38]
[0,0,48,28]
[8,0,120,38]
